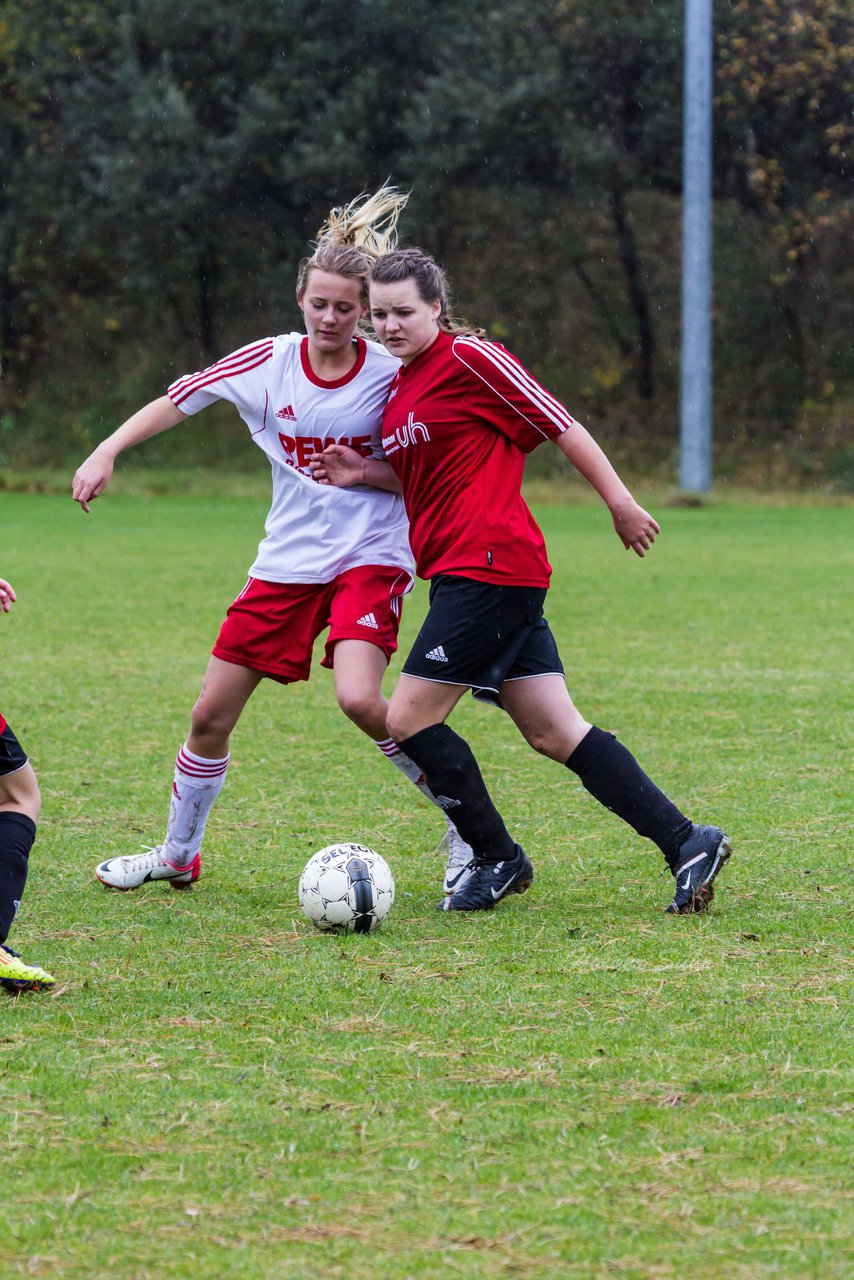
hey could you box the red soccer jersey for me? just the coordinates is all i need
[381,330,575,585]
[0,714,6,735]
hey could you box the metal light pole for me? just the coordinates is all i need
[679,0,713,492]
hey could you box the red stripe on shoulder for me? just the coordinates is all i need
[168,339,275,405]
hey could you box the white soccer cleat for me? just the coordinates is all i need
[440,823,476,896]
[95,845,201,890]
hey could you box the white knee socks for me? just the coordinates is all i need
[162,743,229,863]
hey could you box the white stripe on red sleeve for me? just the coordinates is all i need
[452,336,576,437]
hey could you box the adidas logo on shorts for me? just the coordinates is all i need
[425,645,448,663]
[357,612,379,629]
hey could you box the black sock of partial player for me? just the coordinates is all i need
[566,726,692,867]
[0,812,35,946]
[395,724,517,863]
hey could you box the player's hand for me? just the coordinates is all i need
[71,448,115,513]
[0,578,17,613]
[308,444,366,488]
[611,499,660,557]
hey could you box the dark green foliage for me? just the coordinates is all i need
[0,0,850,473]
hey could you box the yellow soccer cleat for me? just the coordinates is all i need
[0,944,56,992]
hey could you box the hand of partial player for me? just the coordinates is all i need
[0,578,16,614]
[308,444,366,488]
[611,499,661,557]
[71,448,116,513]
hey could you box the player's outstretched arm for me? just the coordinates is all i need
[71,396,188,513]
[555,423,660,557]
[309,444,401,494]
[0,578,16,614]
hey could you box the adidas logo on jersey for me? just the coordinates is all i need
[357,612,379,629]
[275,404,297,421]
[425,645,448,663]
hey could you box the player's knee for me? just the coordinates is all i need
[524,727,554,757]
[338,688,386,738]
[524,732,550,757]
[522,721,573,757]
[386,707,413,745]
[337,686,373,723]
[190,698,232,742]
[0,763,40,823]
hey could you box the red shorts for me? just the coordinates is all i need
[211,566,413,684]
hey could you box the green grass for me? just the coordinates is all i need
[1,491,851,1279]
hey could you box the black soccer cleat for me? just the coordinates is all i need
[666,824,732,914]
[438,845,534,912]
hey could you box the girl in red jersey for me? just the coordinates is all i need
[311,247,732,915]
[0,576,55,991]
[71,198,473,893]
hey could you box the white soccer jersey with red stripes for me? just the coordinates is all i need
[381,330,573,586]
[168,333,413,583]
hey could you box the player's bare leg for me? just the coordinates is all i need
[500,674,591,762]
[333,639,391,740]
[335,644,475,893]
[0,760,41,823]
[185,656,263,758]
[95,658,262,890]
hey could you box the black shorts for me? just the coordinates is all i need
[401,575,564,706]
[0,723,28,776]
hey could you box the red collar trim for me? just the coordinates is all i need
[300,336,367,387]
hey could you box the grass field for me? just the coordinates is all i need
[1,490,851,1279]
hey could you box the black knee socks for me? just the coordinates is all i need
[566,726,691,866]
[0,812,35,945]
[395,724,516,863]
[396,722,690,868]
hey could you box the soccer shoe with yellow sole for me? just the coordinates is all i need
[439,822,476,896]
[666,824,732,914]
[95,845,201,890]
[0,944,56,993]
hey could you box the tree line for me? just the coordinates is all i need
[1,0,850,481]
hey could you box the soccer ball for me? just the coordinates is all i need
[298,843,395,934]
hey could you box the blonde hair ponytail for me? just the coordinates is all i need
[297,185,408,304]
[315,185,407,257]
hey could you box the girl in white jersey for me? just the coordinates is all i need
[71,195,473,893]
[313,247,732,917]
